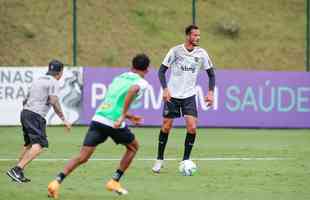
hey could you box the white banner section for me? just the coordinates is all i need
[0,67,83,125]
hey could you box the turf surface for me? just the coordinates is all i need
[0,126,309,200]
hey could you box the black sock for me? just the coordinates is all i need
[13,166,23,172]
[112,169,124,182]
[183,133,196,160]
[12,166,23,177]
[157,130,169,160]
[56,172,66,184]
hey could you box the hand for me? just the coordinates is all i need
[113,115,125,128]
[205,91,214,107]
[63,120,72,133]
[128,115,143,126]
[163,88,171,102]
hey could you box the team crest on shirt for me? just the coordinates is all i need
[100,103,112,109]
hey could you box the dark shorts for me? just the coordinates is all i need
[83,121,135,147]
[162,95,198,118]
[21,109,48,148]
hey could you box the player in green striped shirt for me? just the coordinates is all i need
[48,54,150,198]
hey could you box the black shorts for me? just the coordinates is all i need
[162,95,198,118]
[21,109,48,148]
[83,121,135,147]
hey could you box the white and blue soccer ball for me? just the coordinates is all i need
[179,160,197,176]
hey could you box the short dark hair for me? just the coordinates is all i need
[132,54,150,71]
[47,59,64,76]
[185,24,199,35]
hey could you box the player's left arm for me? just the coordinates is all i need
[48,82,71,132]
[114,85,142,128]
[202,49,216,106]
[205,67,216,106]
[48,95,72,132]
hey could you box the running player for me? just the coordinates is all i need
[6,60,71,183]
[47,54,150,198]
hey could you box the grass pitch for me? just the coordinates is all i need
[0,126,309,200]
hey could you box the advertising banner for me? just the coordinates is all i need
[82,67,310,128]
[0,67,83,125]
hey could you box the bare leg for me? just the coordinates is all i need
[118,139,139,172]
[17,144,43,169]
[105,139,139,194]
[6,144,34,183]
[18,145,31,162]
[63,146,96,176]
[48,146,96,199]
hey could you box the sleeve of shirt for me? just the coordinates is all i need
[135,79,150,98]
[202,50,214,70]
[162,47,176,68]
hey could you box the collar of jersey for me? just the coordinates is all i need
[182,44,197,55]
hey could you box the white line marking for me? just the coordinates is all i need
[0,157,290,161]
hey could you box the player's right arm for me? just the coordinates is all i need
[158,64,171,102]
[114,85,142,128]
[159,47,176,102]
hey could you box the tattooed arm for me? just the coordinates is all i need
[49,95,65,120]
[48,95,71,131]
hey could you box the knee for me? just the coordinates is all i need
[162,127,171,133]
[32,144,43,153]
[127,140,139,154]
[162,121,172,133]
[133,141,139,153]
[186,124,196,134]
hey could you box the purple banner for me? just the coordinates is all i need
[81,67,310,128]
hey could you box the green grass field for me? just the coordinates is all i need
[0,126,309,200]
[0,0,304,70]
